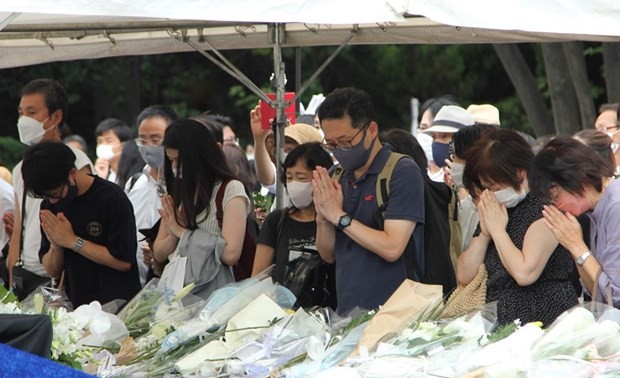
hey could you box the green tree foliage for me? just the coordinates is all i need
[0,41,615,165]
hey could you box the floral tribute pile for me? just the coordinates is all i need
[1,276,620,377]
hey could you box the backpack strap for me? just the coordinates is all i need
[127,171,143,192]
[375,152,409,216]
[215,179,231,230]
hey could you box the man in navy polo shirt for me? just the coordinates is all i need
[313,87,425,314]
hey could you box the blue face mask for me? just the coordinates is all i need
[432,142,451,168]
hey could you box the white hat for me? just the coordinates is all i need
[423,105,475,134]
[467,104,501,126]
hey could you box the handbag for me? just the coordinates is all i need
[11,190,52,301]
[441,263,487,318]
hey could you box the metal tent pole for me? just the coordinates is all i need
[0,12,20,32]
[271,23,287,210]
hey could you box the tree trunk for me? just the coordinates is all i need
[562,42,596,130]
[541,43,581,136]
[493,44,554,137]
[603,42,620,103]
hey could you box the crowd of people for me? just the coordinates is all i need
[1,79,619,328]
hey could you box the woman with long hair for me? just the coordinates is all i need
[153,119,250,298]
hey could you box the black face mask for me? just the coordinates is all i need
[54,181,78,210]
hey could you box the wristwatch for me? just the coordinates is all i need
[576,250,592,266]
[336,214,353,231]
[73,237,85,253]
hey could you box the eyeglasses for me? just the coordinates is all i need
[32,180,68,200]
[322,123,369,153]
[135,137,163,147]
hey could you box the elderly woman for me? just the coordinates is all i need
[457,129,577,326]
[529,136,620,307]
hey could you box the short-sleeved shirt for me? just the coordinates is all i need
[39,176,141,307]
[196,179,250,234]
[335,144,425,314]
[126,165,161,285]
[13,145,93,276]
[257,208,317,283]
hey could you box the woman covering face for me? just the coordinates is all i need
[458,129,578,326]
[529,136,620,307]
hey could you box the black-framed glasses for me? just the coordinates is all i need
[322,122,370,153]
[31,180,68,200]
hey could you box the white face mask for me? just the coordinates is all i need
[171,166,182,179]
[96,144,116,160]
[450,162,465,187]
[17,116,50,146]
[493,185,527,208]
[286,180,313,209]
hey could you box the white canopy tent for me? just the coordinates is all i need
[2,0,620,70]
[2,0,620,206]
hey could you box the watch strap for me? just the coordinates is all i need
[576,250,592,266]
[73,237,85,253]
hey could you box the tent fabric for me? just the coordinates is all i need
[1,1,620,69]
[0,0,405,24]
[407,0,620,38]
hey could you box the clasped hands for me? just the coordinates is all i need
[478,189,508,239]
[158,194,187,239]
[312,166,344,225]
[40,210,76,249]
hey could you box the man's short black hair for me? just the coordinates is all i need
[21,79,69,125]
[191,112,224,144]
[95,118,132,142]
[136,105,178,127]
[22,141,76,197]
[318,87,376,129]
[205,114,235,130]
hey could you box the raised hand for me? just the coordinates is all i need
[40,210,76,249]
[542,204,584,253]
[478,189,508,238]
[157,194,186,239]
[312,166,344,225]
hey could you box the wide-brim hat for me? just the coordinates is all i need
[423,105,475,134]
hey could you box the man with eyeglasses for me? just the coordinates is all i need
[4,79,94,298]
[312,87,426,314]
[128,105,178,284]
[21,141,140,308]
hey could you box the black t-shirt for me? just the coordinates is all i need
[257,208,317,281]
[39,176,141,307]
[258,209,317,253]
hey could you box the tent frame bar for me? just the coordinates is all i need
[0,12,19,32]
[182,23,356,208]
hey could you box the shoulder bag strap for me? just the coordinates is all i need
[17,188,27,266]
[215,179,231,230]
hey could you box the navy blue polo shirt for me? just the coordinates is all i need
[335,144,425,314]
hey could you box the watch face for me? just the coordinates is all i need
[339,215,352,228]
